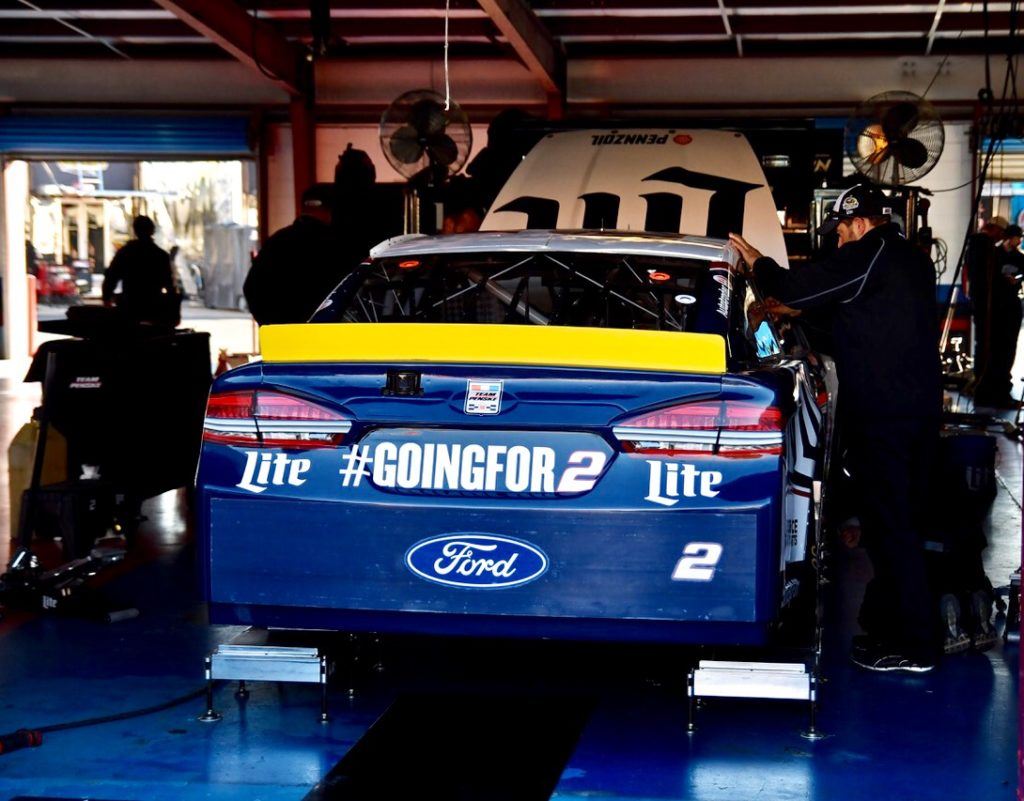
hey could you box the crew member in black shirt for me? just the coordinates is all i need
[244,185,345,326]
[102,215,176,325]
[730,184,942,673]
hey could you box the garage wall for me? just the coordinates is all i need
[315,58,548,108]
[570,56,984,112]
[1,59,288,106]
[911,121,974,288]
[5,55,987,113]
[264,123,488,235]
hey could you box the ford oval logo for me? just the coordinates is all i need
[405,534,549,589]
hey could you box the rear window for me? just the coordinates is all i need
[311,250,731,335]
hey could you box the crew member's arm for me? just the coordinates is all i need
[102,249,125,306]
[729,232,886,311]
[159,252,175,293]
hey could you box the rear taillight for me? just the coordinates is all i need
[613,399,784,458]
[203,389,350,448]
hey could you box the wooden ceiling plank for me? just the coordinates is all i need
[477,0,565,101]
[152,0,303,94]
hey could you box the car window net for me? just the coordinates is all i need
[313,251,723,334]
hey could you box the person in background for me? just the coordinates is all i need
[102,215,177,325]
[970,218,1024,408]
[729,183,942,674]
[243,185,343,326]
[465,109,542,212]
[442,176,485,234]
[334,144,385,269]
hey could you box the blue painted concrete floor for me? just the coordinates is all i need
[0,374,1018,800]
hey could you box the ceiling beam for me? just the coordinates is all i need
[151,0,303,95]
[476,0,565,108]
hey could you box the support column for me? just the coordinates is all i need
[289,95,316,216]
[0,159,30,361]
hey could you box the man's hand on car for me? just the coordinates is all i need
[728,233,763,273]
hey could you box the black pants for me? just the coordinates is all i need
[974,298,1022,404]
[847,414,941,661]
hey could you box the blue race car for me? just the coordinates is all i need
[196,229,833,645]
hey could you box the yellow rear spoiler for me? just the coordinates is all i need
[259,323,726,375]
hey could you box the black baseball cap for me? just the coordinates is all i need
[817,184,894,236]
[1005,224,1023,238]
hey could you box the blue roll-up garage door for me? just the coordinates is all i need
[0,116,252,158]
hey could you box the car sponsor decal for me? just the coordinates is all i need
[340,442,607,495]
[644,461,723,507]
[237,451,311,494]
[590,133,670,146]
[671,542,723,581]
[465,379,503,415]
[405,533,549,589]
[711,268,731,319]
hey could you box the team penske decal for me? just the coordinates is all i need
[339,433,611,496]
[465,380,503,415]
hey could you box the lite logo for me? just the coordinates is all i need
[405,534,549,589]
[237,451,311,494]
[645,461,723,507]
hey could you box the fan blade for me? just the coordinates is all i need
[890,137,929,169]
[410,99,448,136]
[389,125,426,164]
[424,133,459,167]
[881,101,920,140]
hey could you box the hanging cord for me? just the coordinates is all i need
[444,0,452,110]
[922,53,953,100]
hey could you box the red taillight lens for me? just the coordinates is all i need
[206,391,256,419]
[203,389,350,448]
[613,399,784,457]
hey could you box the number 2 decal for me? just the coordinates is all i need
[671,542,723,582]
[555,450,608,493]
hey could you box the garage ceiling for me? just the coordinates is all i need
[0,0,1016,62]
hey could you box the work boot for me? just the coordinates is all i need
[940,594,971,654]
[969,590,998,652]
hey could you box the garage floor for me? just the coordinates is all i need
[0,364,1017,801]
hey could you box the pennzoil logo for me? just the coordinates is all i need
[405,533,549,589]
[591,133,670,146]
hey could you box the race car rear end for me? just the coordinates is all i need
[195,232,821,645]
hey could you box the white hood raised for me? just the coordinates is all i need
[481,128,788,268]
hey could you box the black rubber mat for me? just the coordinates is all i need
[305,693,593,801]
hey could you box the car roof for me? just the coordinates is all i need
[369,229,733,264]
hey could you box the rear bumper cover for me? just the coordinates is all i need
[201,494,780,644]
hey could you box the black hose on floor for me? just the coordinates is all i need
[0,686,208,754]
